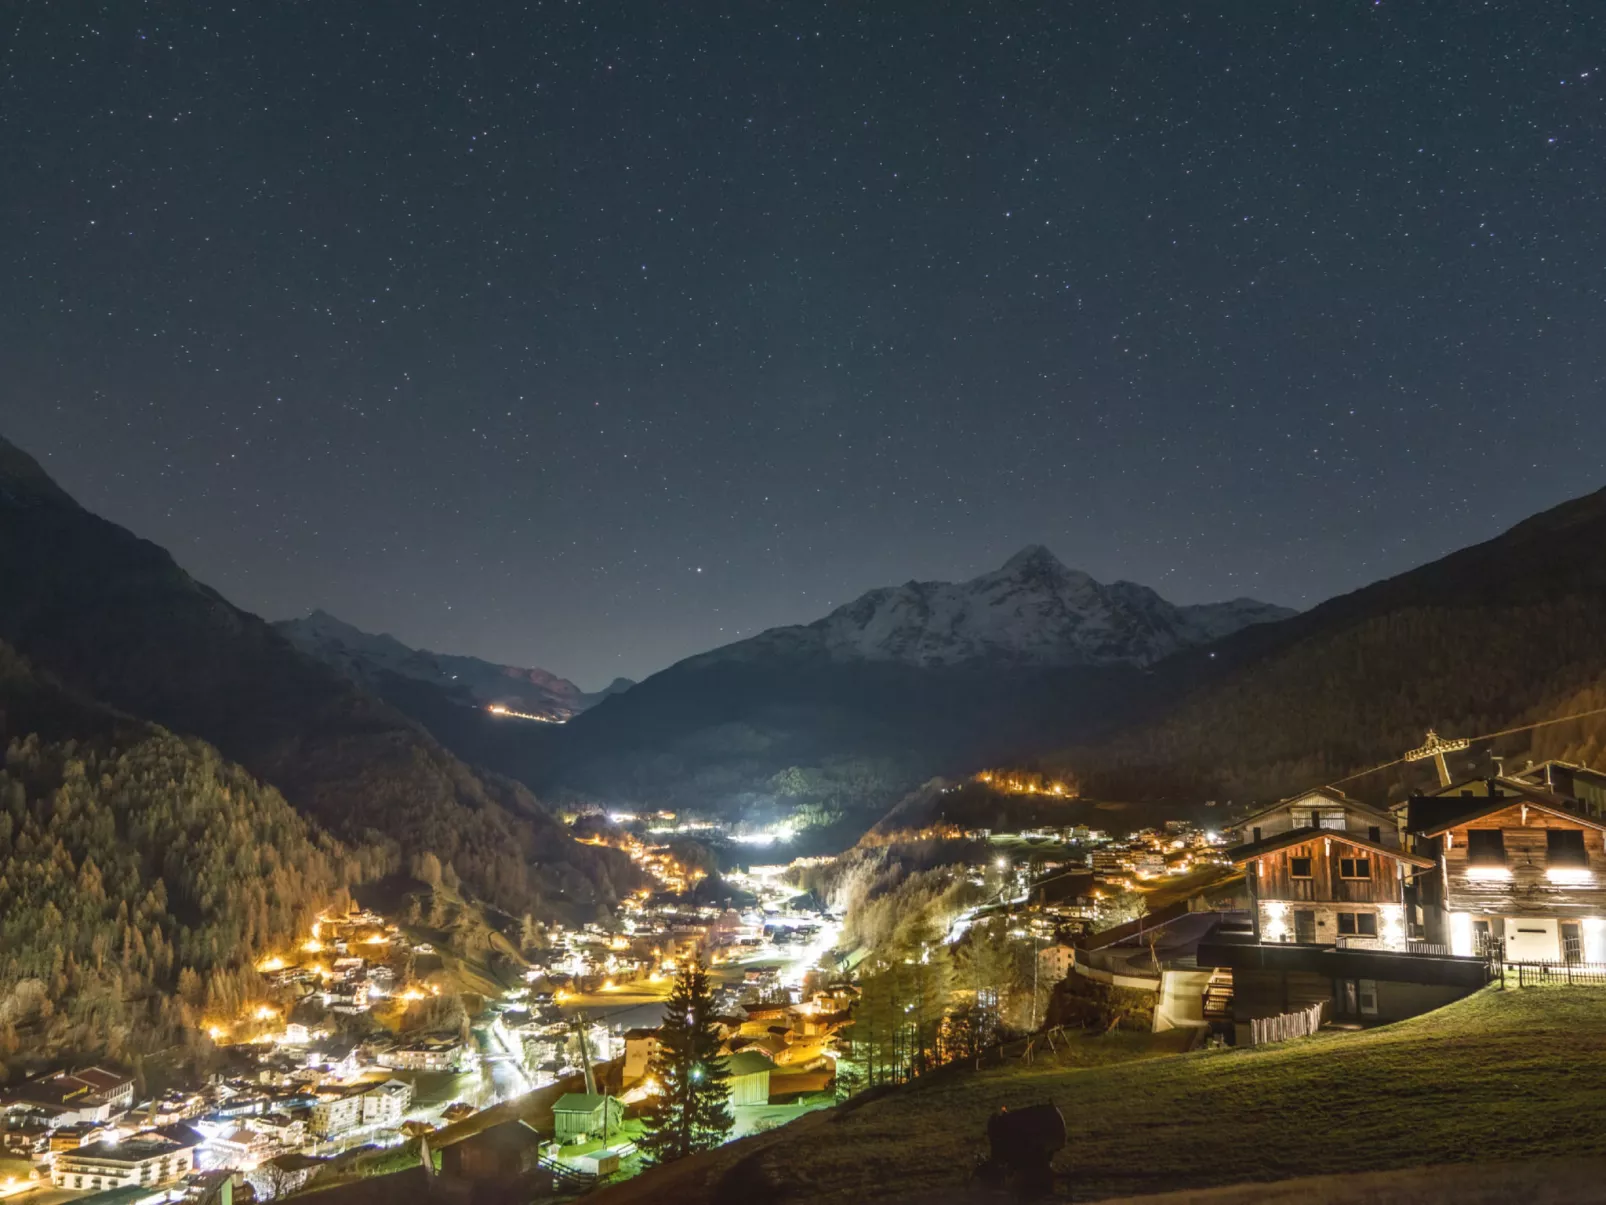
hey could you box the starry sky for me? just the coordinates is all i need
[2,2,1602,688]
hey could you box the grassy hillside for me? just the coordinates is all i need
[593,986,1606,1203]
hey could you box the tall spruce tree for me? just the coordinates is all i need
[638,966,733,1164]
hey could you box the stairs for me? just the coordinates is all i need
[1203,968,1234,1021]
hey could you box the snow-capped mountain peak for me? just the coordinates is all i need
[696,546,1295,670]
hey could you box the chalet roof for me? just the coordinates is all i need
[1234,787,1392,829]
[724,1052,774,1078]
[1406,784,1606,837]
[552,1093,612,1114]
[622,1028,660,1041]
[1227,827,1434,868]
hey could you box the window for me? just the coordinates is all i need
[1547,829,1588,868]
[1357,979,1379,1016]
[1290,856,1313,878]
[1368,825,1382,844]
[1466,829,1507,866]
[1339,857,1371,879]
[1319,811,1346,831]
[1251,826,1262,843]
[1337,912,1378,937]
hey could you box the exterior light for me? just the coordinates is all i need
[1449,912,1475,957]
[1546,868,1594,886]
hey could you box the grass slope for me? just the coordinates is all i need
[594,986,1606,1203]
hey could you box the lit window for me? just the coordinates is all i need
[1339,857,1371,880]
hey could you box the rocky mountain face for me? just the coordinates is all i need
[698,545,1295,670]
[276,610,631,721]
[0,435,640,920]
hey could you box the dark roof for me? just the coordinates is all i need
[724,1052,774,1078]
[552,1093,612,1113]
[622,1028,659,1041]
[1226,827,1434,868]
[1406,784,1606,837]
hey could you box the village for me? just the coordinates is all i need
[5,747,1606,1204]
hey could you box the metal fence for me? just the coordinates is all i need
[1247,1000,1325,1046]
[1500,960,1606,988]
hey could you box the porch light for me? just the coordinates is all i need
[1546,868,1594,886]
[1449,912,1475,957]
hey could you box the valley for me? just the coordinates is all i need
[5,435,1606,1203]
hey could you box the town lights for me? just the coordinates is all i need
[994,856,1009,872]
[254,1005,277,1021]
[257,955,286,973]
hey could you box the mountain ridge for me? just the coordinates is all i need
[276,609,632,721]
[0,433,641,920]
[681,544,1295,671]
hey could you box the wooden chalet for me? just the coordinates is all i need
[1229,826,1433,951]
[1231,787,1400,849]
[1402,778,1606,963]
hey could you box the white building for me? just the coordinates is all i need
[359,1081,412,1128]
[53,1130,200,1191]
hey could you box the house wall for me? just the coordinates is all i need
[1154,969,1212,1032]
[1252,839,1407,905]
[1441,805,1606,919]
[1257,900,1407,951]
[1242,796,1398,847]
[728,1072,770,1107]
[1229,969,1331,1027]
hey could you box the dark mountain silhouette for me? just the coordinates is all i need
[1059,484,1606,804]
[0,435,639,919]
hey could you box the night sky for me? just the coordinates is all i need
[2,3,1601,688]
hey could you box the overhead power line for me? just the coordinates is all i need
[1324,703,1606,790]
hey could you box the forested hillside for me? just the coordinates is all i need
[0,436,640,920]
[0,643,345,1075]
[1062,486,1606,804]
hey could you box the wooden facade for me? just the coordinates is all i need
[1407,792,1606,961]
[1250,837,1410,905]
[1429,803,1606,917]
[1232,827,1432,950]
[1234,789,1400,848]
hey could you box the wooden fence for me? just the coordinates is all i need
[1247,1000,1324,1046]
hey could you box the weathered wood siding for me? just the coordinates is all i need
[1252,838,1405,905]
[1444,804,1606,917]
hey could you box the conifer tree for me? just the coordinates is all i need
[638,966,732,1164]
